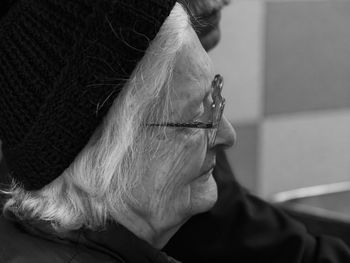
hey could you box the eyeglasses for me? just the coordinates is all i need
[147,74,225,148]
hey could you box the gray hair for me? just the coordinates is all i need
[2,3,190,232]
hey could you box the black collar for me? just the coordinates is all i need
[20,218,180,263]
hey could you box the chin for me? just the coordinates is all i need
[189,174,218,215]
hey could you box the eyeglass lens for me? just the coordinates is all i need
[207,74,225,148]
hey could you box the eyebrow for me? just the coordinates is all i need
[185,79,212,119]
[201,76,213,98]
[188,79,210,106]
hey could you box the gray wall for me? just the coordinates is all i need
[211,0,350,198]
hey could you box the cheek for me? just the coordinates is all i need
[165,130,207,189]
[132,131,208,216]
[182,131,207,169]
[139,130,207,199]
[152,130,207,186]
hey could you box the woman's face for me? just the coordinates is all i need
[130,26,236,245]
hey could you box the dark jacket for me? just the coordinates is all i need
[164,150,350,262]
[0,216,178,263]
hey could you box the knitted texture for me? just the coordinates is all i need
[0,0,177,190]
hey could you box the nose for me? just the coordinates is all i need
[213,115,236,148]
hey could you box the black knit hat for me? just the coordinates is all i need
[0,0,177,190]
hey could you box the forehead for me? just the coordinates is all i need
[171,27,213,106]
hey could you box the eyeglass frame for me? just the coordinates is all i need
[146,74,225,148]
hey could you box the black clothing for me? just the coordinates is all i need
[0,0,176,191]
[164,150,350,262]
[0,216,179,263]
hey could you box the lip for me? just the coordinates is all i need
[196,168,214,182]
[200,163,216,177]
[191,161,216,182]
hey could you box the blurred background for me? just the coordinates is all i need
[210,0,350,199]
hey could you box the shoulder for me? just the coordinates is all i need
[0,216,123,263]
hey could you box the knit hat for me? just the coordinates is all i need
[0,0,177,191]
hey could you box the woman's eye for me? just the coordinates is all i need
[192,105,205,122]
[199,100,213,122]
[182,128,201,137]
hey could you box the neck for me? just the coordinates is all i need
[116,206,183,249]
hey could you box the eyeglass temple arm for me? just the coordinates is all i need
[146,122,214,129]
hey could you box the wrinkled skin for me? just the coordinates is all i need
[121,25,236,249]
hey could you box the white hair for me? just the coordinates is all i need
[2,3,190,232]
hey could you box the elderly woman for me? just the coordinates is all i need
[3,1,350,263]
[0,0,235,262]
